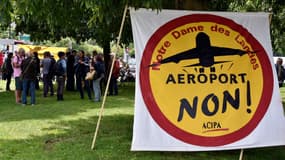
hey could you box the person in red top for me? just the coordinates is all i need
[109,53,120,95]
[0,51,4,67]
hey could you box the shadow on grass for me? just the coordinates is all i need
[0,83,135,123]
[1,83,285,159]
[1,113,284,160]
[0,114,232,160]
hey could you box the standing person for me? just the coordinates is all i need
[3,52,14,91]
[74,50,91,99]
[56,51,67,101]
[41,51,53,97]
[0,51,3,67]
[275,57,285,88]
[33,52,41,90]
[92,54,105,102]
[89,50,98,91]
[49,53,56,80]
[12,48,25,104]
[109,53,120,96]
[0,51,4,91]
[21,52,39,106]
[66,50,76,91]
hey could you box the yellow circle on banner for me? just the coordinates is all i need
[149,22,262,136]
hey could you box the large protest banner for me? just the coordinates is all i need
[130,8,285,151]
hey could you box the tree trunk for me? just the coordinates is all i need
[102,40,111,82]
[103,40,111,66]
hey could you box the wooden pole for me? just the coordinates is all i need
[269,13,273,26]
[239,149,244,160]
[91,5,128,150]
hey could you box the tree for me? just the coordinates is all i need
[208,0,285,55]
[3,0,285,55]
[14,0,94,42]
[0,0,12,27]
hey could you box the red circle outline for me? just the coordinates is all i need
[140,14,273,146]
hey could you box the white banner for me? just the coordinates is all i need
[130,8,285,151]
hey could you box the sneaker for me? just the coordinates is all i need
[22,104,26,107]
[31,104,35,106]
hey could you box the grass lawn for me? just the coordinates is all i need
[0,80,284,160]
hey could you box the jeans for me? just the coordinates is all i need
[76,75,91,99]
[5,72,12,91]
[22,79,36,105]
[57,76,65,99]
[109,76,118,95]
[43,74,54,96]
[66,73,75,91]
[93,77,102,101]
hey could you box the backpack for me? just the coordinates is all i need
[54,60,64,76]
[48,58,56,77]
[93,62,105,80]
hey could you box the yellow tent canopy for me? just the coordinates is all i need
[18,44,68,60]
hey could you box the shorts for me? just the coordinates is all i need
[15,77,23,90]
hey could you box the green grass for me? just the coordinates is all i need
[0,80,284,160]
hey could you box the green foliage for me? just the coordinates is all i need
[209,0,285,55]
[38,37,103,54]
[3,0,285,54]
[14,0,95,42]
[0,0,12,27]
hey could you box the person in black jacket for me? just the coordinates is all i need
[74,50,91,99]
[56,51,67,101]
[2,52,14,91]
[66,50,76,91]
[21,52,39,106]
[33,52,41,90]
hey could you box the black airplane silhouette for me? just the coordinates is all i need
[150,32,256,68]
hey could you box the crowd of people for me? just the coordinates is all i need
[0,48,121,106]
